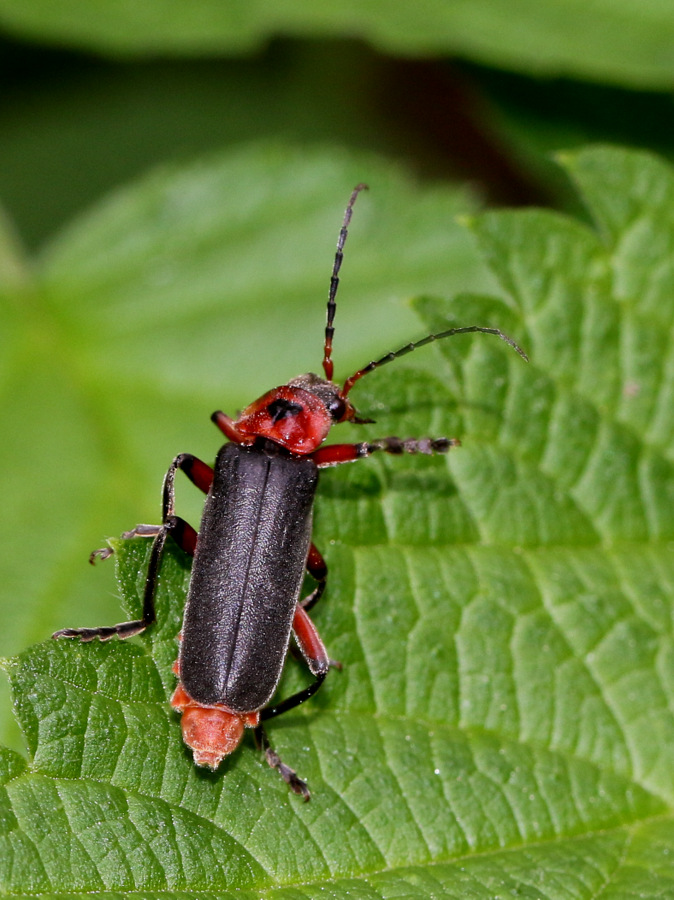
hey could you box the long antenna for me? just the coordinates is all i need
[323,183,368,382]
[342,325,528,397]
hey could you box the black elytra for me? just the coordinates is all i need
[180,443,318,711]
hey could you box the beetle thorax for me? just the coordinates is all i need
[232,372,354,454]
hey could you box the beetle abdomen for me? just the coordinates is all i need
[179,442,318,711]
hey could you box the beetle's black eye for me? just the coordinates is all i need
[267,398,304,423]
[327,396,347,421]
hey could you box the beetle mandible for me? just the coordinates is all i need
[53,184,527,799]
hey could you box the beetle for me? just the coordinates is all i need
[53,184,527,799]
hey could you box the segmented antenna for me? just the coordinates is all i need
[342,325,528,397]
[323,183,368,382]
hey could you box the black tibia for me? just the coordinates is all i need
[262,599,330,721]
[53,452,208,643]
[253,602,332,799]
[254,724,311,801]
[87,451,211,565]
[54,517,192,642]
[261,671,327,722]
[55,516,197,642]
[163,453,214,518]
[301,542,328,612]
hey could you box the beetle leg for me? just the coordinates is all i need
[89,454,213,564]
[256,606,332,799]
[54,515,198,642]
[312,436,461,467]
[253,724,311,801]
[260,671,328,721]
[300,543,327,612]
[261,605,329,721]
[54,451,208,642]
[162,453,214,516]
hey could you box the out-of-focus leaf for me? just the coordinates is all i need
[3,0,674,87]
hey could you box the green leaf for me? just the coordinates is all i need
[3,143,674,895]
[3,0,674,88]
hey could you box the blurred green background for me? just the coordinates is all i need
[5,10,674,254]
[3,2,674,748]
